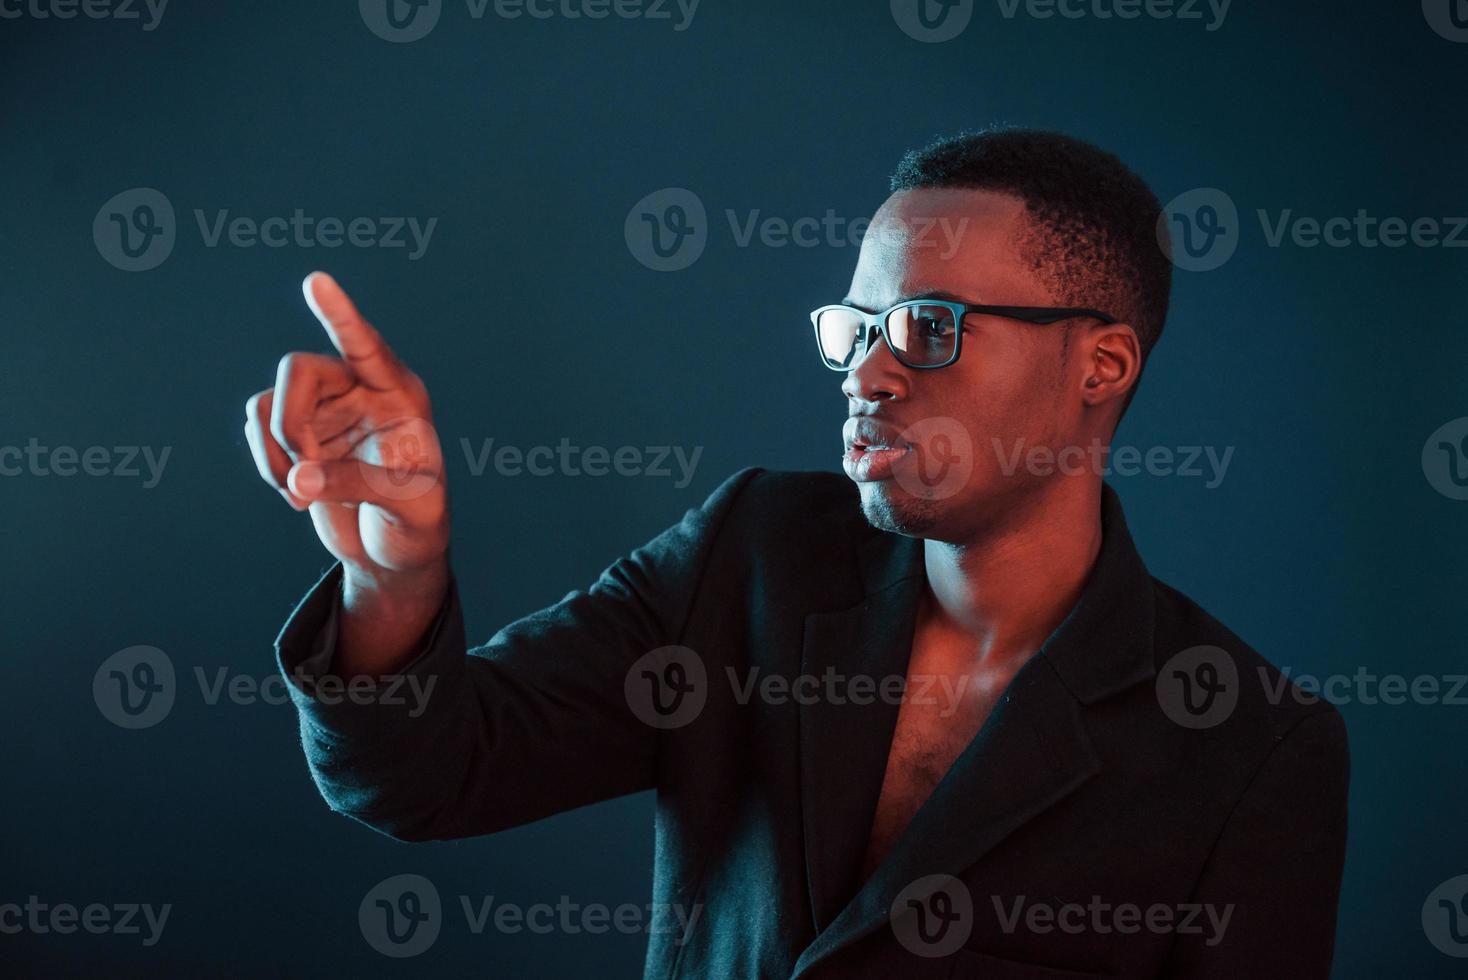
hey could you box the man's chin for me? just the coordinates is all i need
[856,481,941,537]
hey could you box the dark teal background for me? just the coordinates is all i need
[3,1,1465,975]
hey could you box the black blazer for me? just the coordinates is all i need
[277,467,1349,979]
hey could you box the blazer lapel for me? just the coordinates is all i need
[791,656,1101,978]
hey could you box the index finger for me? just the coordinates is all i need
[302,271,407,391]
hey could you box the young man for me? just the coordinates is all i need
[245,129,1348,978]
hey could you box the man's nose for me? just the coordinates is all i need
[840,332,909,403]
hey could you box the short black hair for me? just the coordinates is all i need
[890,127,1172,384]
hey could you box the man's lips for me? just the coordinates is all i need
[842,416,908,453]
[842,417,911,482]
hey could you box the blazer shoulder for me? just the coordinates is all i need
[713,466,866,534]
[1149,576,1349,751]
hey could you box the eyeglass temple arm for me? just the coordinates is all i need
[969,305,1118,325]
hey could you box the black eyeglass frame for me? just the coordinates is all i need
[809,299,1118,372]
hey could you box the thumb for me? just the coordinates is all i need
[287,458,439,514]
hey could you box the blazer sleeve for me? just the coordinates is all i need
[1162,708,1351,978]
[273,466,759,842]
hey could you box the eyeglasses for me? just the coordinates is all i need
[809,298,1118,371]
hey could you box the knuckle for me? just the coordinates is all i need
[277,351,311,380]
[245,388,272,420]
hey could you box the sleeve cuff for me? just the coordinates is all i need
[272,561,467,741]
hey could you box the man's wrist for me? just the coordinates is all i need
[338,558,451,676]
[342,557,449,605]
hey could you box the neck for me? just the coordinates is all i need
[921,478,1104,668]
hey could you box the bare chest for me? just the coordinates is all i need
[860,624,1018,876]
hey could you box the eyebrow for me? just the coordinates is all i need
[840,289,973,312]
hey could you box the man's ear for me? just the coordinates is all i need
[1080,322,1141,408]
